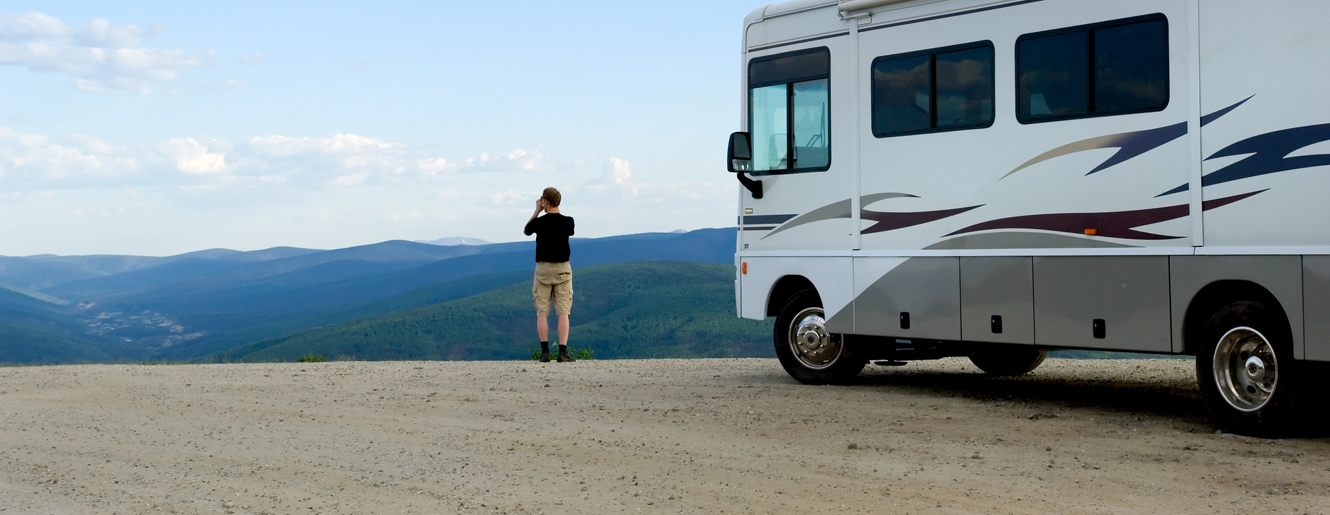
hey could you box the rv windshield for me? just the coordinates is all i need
[748,47,831,174]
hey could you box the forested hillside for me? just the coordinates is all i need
[204,261,774,362]
[0,288,144,363]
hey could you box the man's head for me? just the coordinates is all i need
[542,187,561,208]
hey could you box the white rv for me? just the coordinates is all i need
[728,0,1330,435]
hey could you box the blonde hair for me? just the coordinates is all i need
[542,187,561,207]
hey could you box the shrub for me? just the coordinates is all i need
[527,346,594,361]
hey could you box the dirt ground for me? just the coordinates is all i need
[0,358,1327,514]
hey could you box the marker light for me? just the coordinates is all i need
[1084,228,1098,235]
[742,262,748,274]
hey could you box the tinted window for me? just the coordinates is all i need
[1094,21,1168,113]
[936,46,995,129]
[872,55,931,134]
[872,42,994,138]
[750,49,830,87]
[1017,32,1088,118]
[1018,16,1168,123]
[747,48,831,174]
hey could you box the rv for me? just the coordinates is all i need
[727,0,1330,436]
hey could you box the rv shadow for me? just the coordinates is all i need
[842,365,1330,438]
[852,365,1212,425]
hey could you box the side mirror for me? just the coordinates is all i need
[727,132,752,173]
[726,131,762,199]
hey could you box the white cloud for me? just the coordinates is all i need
[161,138,226,174]
[200,79,247,92]
[491,190,533,205]
[582,157,639,196]
[0,12,214,93]
[595,157,632,185]
[0,127,139,184]
[461,148,551,172]
[240,53,262,65]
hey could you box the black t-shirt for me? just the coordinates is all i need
[523,213,575,263]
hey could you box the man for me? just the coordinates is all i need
[524,187,575,363]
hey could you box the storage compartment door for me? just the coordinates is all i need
[1034,256,1171,352]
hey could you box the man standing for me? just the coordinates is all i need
[524,187,576,363]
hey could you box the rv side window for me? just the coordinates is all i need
[747,47,831,174]
[1017,15,1168,123]
[871,42,994,138]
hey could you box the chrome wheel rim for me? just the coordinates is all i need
[1212,326,1278,412]
[788,307,841,370]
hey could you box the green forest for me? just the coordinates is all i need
[205,261,776,362]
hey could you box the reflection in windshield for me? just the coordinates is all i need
[792,79,830,169]
[751,84,788,172]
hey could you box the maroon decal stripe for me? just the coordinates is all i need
[945,191,1264,241]
[861,205,983,235]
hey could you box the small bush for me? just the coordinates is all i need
[298,353,329,363]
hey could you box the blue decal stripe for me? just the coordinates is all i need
[742,214,798,225]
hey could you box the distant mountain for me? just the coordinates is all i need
[162,269,534,360]
[1,229,738,361]
[154,228,735,359]
[203,261,772,362]
[0,246,322,292]
[417,237,491,246]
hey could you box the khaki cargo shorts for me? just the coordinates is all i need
[532,261,573,316]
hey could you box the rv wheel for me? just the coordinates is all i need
[968,347,1047,376]
[773,290,865,385]
[1195,301,1304,437]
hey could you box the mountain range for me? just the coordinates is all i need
[0,229,742,364]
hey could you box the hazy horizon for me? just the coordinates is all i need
[1,226,730,258]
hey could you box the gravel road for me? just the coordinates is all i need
[1,358,1327,514]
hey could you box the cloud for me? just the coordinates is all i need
[0,127,140,185]
[0,12,214,93]
[491,190,534,205]
[200,79,247,92]
[161,138,226,174]
[240,53,262,65]
[591,157,632,185]
[582,157,639,196]
[460,149,552,173]
[0,127,593,216]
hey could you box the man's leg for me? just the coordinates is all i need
[534,266,553,362]
[537,315,549,342]
[557,314,569,349]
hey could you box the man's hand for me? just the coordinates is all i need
[531,198,545,220]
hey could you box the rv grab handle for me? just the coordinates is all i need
[727,132,762,199]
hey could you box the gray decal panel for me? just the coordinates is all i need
[1169,256,1304,358]
[961,257,1035,345]
[1034,256,1171,352]
[1304,256,1330,362]
[854,257,960,340]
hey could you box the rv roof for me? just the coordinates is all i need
[746,0,836,25]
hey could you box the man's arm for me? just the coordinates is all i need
[567,216,574,236]
[524,199,544,236]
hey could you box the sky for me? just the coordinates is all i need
[0,0,762,256]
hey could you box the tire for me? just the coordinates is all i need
[773,290,866,385]
[1195,301,1304,437]
[968,347,1048,376]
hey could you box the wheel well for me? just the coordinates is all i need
[1181,280,1289,355]
[766,275,820,318]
